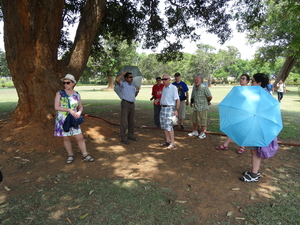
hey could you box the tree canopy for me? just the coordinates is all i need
[235,0,300,59]
[0,0,234,125]
[233,0,300,81]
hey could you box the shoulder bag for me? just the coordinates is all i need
[257,137,279,159]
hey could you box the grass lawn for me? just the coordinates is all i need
[0,85,300,224]
[2,84,296,139]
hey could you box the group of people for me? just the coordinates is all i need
[54,72,280,182]
[266,79,286,102]
[151,73,212,142]
[151,73,189,129]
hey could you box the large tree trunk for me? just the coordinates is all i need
[207,75,212,87]
[107,75,114,89]
[1,0,106,125]
[276,56,297,84]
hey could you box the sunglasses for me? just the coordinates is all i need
[161,78,169,81]
[63,81,71,85]
[128,76,133,79]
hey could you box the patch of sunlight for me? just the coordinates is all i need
[257,183,281,199]
[0,193,8,214]
[100,145,128,153]
[0,194,7,204]
[85,126,106,139]
[113,180,139,189]
[49,209,65,220]
[49,155,65,163]
[112,156,164,177]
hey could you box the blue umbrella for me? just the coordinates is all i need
[218,86,283,147]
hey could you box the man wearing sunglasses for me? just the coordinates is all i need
[159,74,180,150]
[115,71,140,144]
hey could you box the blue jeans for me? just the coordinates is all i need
[277,92,284,102]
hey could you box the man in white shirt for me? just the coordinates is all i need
[159,74,180,150]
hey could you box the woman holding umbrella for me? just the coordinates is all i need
[240,73,270,182]
[215,74,250,154]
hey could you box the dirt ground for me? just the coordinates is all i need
[0,112,296,224]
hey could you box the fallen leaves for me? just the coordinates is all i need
[4,186,11,191]
[79,213,89,219]
[175,200,187,204]
[227,211,234,217]
[68,205,81,211]
[231,188,240,191]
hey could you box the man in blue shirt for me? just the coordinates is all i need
[172,72,189,130]
[115,71,139,144]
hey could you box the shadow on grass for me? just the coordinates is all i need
[1,177,198,225]
[242,146,300,224]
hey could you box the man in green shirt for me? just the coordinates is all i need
[188,74,212,139]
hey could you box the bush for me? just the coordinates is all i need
[0,78,14,88]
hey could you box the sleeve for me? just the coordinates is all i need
[204,87,212,97]
[174,86,179,100]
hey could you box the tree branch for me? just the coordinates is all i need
[61,0,107,78]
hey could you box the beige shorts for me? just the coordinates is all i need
[192,110,207,127]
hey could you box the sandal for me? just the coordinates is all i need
[83,154,94,162]
[243,171,261,178]
[215,145,228,150]
[166,144,176,150]
[66,155,74,164]
[239,173,259,182]
[159,142,170,147]
[237,146,245,154]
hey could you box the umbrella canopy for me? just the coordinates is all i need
[114,66,143,99]
[218,86,283,147]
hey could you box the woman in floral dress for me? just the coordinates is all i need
[54,74,94,164]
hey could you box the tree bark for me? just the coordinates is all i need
[107,75,114,89]
[1,0,106,125]
[275,56,297,84]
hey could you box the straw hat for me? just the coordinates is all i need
[61,74,76,83]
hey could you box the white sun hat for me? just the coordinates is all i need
[61,74,76,83]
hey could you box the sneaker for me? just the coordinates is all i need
[198,132,206,139]
[188,131,199,136]
[240,172,259,182]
